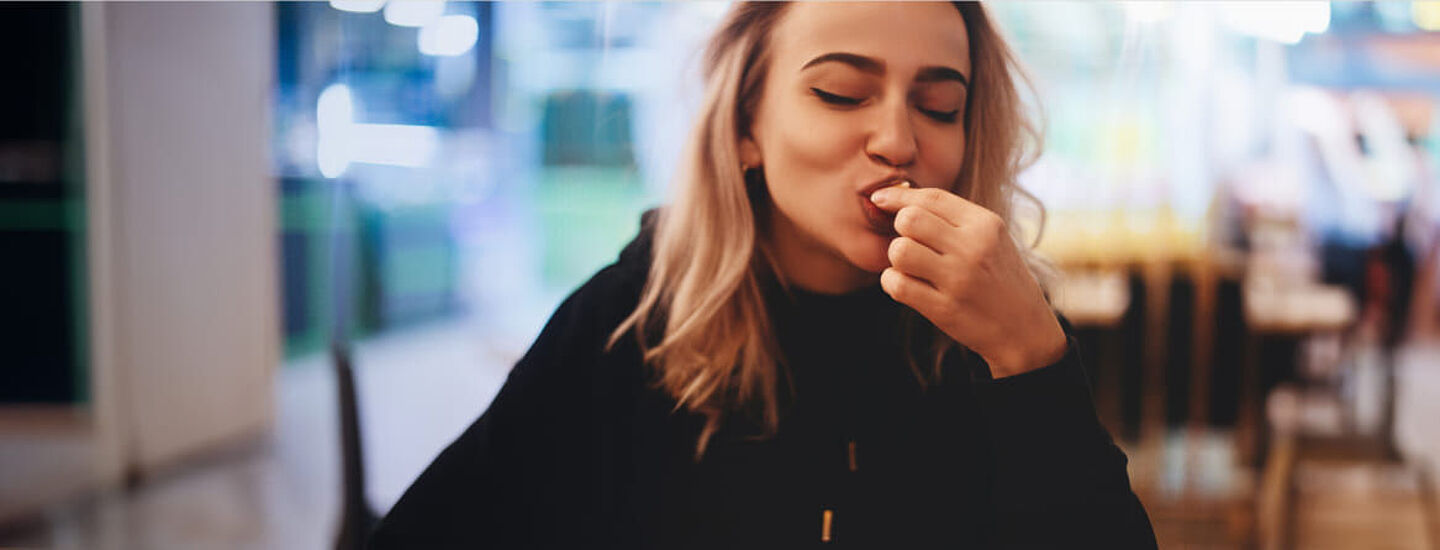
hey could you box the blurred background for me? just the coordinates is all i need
[0,1,1438,548]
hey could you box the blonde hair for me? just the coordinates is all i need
[608,1,1051,459]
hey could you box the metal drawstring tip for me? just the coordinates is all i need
[821,509,834,542]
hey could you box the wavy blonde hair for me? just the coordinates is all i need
[609,1,1051,459]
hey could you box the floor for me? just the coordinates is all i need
[0,318,513,550]
[2,317,1438,549]
[1290,460,1434,549]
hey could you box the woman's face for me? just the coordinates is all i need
[741,2,970,291]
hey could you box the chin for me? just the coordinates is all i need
[842,230,893,274]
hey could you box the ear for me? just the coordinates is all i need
[739,134,763,169]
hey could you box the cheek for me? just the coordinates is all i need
[762,100,863,213]
[770,104,860,183]
[921,127,966,189]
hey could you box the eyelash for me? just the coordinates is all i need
[810,87,960,124]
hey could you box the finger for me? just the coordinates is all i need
[887,236,950,287]
[869,186,980,227]
[880,266,952,320]
[892,205,957,254]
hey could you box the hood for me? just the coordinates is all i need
[615,207,661,274]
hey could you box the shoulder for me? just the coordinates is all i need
[534,263,644,360]
[544,208,656,340]
[509,209,658,381]
[367,213,663,549]
[568,207,657,308]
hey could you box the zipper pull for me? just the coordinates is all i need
[821,509,834,542]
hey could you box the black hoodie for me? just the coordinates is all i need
[368,209,1158,549]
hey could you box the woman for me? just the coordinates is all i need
[370,2,1158,548]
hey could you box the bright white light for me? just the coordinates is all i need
[1121,2,1173,24]
[329,0,385,14]
[383,0,445,28]
[349,124,440,168]
[317,84,355,178]
[316,83,440,176]
[418,15,479,57]
[1221,2,1330,44]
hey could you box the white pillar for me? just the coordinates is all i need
[84,1,279,478]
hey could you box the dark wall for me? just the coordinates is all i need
[0,3,85,403]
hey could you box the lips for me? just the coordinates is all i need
[861,195,897,236]
[859,176,911,236]
[859,175,913,197]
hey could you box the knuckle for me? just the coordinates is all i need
[892,237,915,256]
[889,237,916,264]
[974,228,997,252]
[889,274,911,299]
[881,267,903,292]
[941,228,964,251]
[894,207,920,233]
[981,210,1006,234]
[972,215,1004,250]
[920,189,947,207]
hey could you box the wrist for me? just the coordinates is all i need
[983,318,1068,378]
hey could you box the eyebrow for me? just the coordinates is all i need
[800,52,969,88]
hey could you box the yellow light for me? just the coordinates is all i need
[1416,1,1440,31]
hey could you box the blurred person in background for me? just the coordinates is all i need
[370,2,1156,548]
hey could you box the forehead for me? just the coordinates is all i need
[771,2,971,76]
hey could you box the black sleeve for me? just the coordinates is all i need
[367,268,631,549]
[972,315,1159,549]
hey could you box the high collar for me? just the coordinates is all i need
[765,277,901,326]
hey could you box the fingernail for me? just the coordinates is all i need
[870,189,893,204]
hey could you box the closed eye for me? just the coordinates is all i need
[921,108,960,124]
[811,87,862,106]
[813,87,960,124]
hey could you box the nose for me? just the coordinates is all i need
[865,97,918,168]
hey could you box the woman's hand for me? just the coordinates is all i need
[869,185,1066,378]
